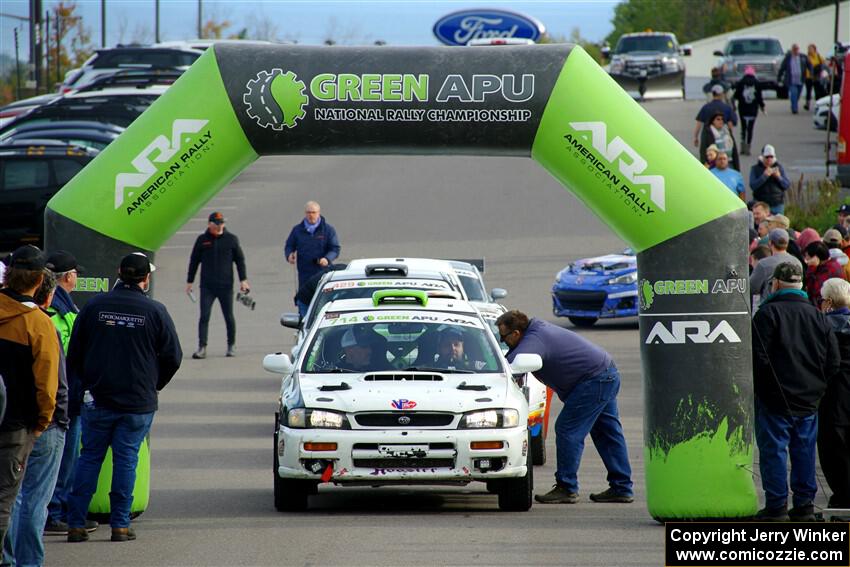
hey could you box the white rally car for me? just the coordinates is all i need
[265,289,541,512]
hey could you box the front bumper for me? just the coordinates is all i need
[277,426,528,484]
[552,285,638,319]
[609,69,684,99]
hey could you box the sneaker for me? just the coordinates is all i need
[44,520,68,535]
[534,485,579,504]
[192,347,206,360]
[226,345,235,357]
[85,519,99,532]
[590,488,634,503]
[111,527,136,542]
[67,527,89,542]
[755,506,790,522]
[789,504,815,522]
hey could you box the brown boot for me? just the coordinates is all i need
[67,527,89,542]
[111,527,136,542]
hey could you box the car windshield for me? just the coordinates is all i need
[457,274,487,302]
[0,95,159,133]
[301,313,504,374]
[305,279,453,330]
[615,35,677,54]
[726,39,783,56]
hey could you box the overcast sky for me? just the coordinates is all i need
[1,0,617,57]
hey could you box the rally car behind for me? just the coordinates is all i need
[551,251,638,327]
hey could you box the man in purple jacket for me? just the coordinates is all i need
[496,310,633,504]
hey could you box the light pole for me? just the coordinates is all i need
[155,0,160,42]
[197,0,202,39]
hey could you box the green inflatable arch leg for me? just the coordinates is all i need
[46,43,756,520]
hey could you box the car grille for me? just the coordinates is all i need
[354,413,455,427]
[352,458,455,469]
[736,62,775,75]
[555,290,607,311]
[623,60,664,77]
[364,373,443,381]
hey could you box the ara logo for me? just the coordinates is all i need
[244,69,308,130]
[645,320,741,345]
[391,399,417,410]
[569,121,665,212]
[114,119,209,210]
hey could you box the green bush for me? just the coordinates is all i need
[784,177,844,233]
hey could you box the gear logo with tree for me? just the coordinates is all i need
[639,279,654,311]
[243,69,308,130]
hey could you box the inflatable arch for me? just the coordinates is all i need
[45,44,756,520]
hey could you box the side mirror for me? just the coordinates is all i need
[490,288,508,301]
[681,45,692,56]
[280,313,301,329]
[510,353,542,374]
[263,352,294,375]
[712,50,724,57]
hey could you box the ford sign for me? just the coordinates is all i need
[433,9,544,46]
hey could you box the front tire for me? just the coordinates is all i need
[497,436,533,511]
[274,417,315,512]
[568,316,598,327]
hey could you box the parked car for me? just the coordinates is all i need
[713,36,786,97]
[0,85,168,137]
[602,31,690,100]
[265,289,540,511]
[0,120,124,151]
[59,46,202,92]
[551,251,638,327]
[0,141,98,250]
[154,38,276,51]
[0,93,60,128]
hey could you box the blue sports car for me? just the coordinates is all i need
[551,251,638,327]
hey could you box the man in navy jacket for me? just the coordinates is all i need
[65,253,181,543]
[284,201,341,316]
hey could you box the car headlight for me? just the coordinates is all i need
[287,408,350,429]
[609,60,624,73]
[459,409,520,429]
[608,272,637,285]
[661,57,679,71]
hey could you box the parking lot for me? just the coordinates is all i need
[35,92,839,566]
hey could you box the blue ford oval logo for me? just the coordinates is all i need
[433,9,544,46]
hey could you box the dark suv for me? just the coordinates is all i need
[0,142,98,250]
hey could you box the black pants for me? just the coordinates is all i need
[198,287,235,348]
[0,428,35,549]
[818,421,850,507]
[740,114,757,146]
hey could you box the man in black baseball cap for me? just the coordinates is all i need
[751,261,840,521]
[65,251,179,543]
[837,204,850,228]
[8,245,47,271]
[186,212,249,359]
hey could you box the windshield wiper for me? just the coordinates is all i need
[403,366,474,374]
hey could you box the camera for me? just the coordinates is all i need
[236,290,256,311]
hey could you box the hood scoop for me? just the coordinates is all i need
[318,382,351,391]
[458,382,489,391]
[364,373,443,382]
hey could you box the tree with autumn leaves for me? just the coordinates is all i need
[606,0,837,46]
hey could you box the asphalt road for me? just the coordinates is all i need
[45,97,833,566]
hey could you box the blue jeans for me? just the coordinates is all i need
[769,203,785,215]
[67,406,153,529]
[296,299,309,319]
[3,426,65,567]
[554,365,633,495]
[755,399,818,510]
[789,83,802,113]
[47,415,81,524]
